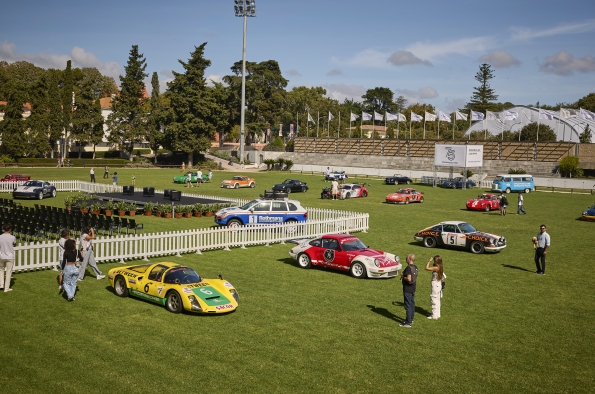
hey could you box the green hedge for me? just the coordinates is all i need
[16,158,130,167]
[133,149,152,155]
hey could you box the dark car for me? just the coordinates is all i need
[325,171,348,181]
[272,179,308,193]
[384,174,412,185]
[13,180,57,200]
[441,177,476,189]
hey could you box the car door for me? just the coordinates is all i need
[248,201,271,224]
[319,238,346,270]
[441,224,466,248]
[133,264,167,301]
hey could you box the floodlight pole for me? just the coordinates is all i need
[235,0,256,167]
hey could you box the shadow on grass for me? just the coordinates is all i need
[501,264,533,272]
[367,304,403,323]
[392,301,431,317]
[277,258,352,277]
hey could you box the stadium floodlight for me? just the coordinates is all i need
[234,0,256,166]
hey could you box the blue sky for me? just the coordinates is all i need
[2,0,594,111]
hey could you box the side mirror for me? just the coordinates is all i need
[175,279,180,285]
[218,273,223,280]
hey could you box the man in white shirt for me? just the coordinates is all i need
[197,169,203,184]
[331,179,339,200]
[90,168,96,183]
[0,224,17,292]
[534,224,550,275]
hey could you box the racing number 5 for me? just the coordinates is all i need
[448,234,456,245]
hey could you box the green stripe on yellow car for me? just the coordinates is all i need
[192,286,231,307]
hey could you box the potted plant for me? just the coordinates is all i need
[79,201,89,214]
[181,205,193,218]
[155,203,164,217]
[103,200,114,216]
[212,203,222,214]
[162,204,173,218]
[203,203,213,217]
[193,203,203,217]
[174,204,184,219]
[115,201,127,216]
[90,202,102,215]
[144,201,154,216]
[64,196,73,211]
[127,202,137,216]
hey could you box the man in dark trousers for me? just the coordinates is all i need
[400,254,418,328]
[533,224,550,275]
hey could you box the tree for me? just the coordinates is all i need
[147,72,165,164]
[107,45,149,159]
[164,43,225,166]
[519,122,557,141]
[579,125,592,143]
[27,70,55,157]
[62,60,74,159]
[0,82,29,157]
[576,92,595,112]
[466,63,498,113]
[71,69,105,158]
[362,87,394,112]
[558,156,582,177]
[394,95,408,114]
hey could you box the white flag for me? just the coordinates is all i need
[455,111,468,121]
[307,113,315,123]
[486,110,500,120]
[362,112,372,121]
[350,112,359,122]
[539,109,555,120]
[374,111,383,121]
[471,110,484,121]
[438,110,450,122]
[410,112,423,122]
[560,108,578,118]
[328,111,334,121]
[503,111,518,121]
[386,112,398,121]
[425,112,436,121]
[398,113,407,122]
[580,108,595,120]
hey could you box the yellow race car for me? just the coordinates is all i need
[108,262,239,314]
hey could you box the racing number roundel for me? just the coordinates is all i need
[323,249,335,263]
[144,284,150,293]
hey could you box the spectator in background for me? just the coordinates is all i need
[90,168,96,183]
[57,158,61,168]
[131,174,136,186]
[103,166,109,179]
[61,239,79,302]
[197,168,203,184]
[112,172,118,186]
[425,255,446,320]
[400,254,418,328]
[77,226,104,281]
[208,170,213,182]
[517,193,527,215]
[182,162,185,172]
[331,179,339,200]
[0,224,17,292]
[533,224,550,275]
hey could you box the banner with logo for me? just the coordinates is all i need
[434,144,483,168]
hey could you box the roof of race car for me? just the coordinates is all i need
[320,233,358,240]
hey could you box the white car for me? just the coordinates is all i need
[13,180,57,200]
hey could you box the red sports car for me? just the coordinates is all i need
[288,233,402,279]
[385,188,424,204]
[1,174,31,182]
[466,193,501,212]
[339,183,369,199]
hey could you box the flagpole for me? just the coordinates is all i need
[452,113,455,140]
[317,111,319,138]
[423,116,426,139]
[409,115,412,139]
[327,114,330,138]
[384,112,387,138]
[437,117,440,140]
[468,111,471,140]
[338,111,341,138]
[296,112,299,138]
[484,111,487,140]
[537,106,540,142]
[349,112,352,139]
[360,113,363,139]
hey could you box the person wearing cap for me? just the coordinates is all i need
[533,224,550,275]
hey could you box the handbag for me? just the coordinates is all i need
[441,280,445,290]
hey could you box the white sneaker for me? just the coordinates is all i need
[4,288,12,292]
[97,275,105,280]
[427,315,434,319]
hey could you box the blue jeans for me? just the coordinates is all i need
[63,264,79,299]
[517,205,526,214]
[404,292,415,324]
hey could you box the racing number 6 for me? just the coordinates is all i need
[199,288,213,295]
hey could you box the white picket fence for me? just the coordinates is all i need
[6,180,369,272]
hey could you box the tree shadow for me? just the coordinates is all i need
[501,264,533,272]
[366,304,403,323]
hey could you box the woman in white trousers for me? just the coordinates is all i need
[425,255,445,320]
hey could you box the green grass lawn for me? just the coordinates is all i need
[1,168,595,393]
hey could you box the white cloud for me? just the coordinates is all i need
[510,19,595,41]
[341,48,393,69]
[321,83,367,102]
[443,98,466,113]
[394,87,439,104]
[0,41,122,82]
[387,50,432,67]
[539,51,595,75]
[406,36,493,60]
[479,50,521,68]
[286,69,301,76]
[326,69,342,76]
[205,74,224,86]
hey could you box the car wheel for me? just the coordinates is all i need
[350,261,366,278]
[302,187,307,192]
[419,197,424,203]
[227,219,242,228]
[423,236,437,248]
[484,205,491,212]
[165,291,184,313]
[405,198,409,204]
[250,182,255,188]
[451,184,456,189]
[286,188,291,194]
[345,193,351,199]
[51,189,57,198]
[470,241,485,254]
[524,188,530,194]
[234,183,239,189]
[406,180,411,185]
[114,276,129,297]
[362,190,368,197]
[297,253,311,268]
[37,191,44,200]
[505,188,511,194]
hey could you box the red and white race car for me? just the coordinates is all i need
[466,193,501,212]
[288,233,401,278]
[339,183,369,199]
[385,188,424,204]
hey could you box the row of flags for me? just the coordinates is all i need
[305,108,595,124]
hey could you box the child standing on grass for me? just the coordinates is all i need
[131,174,136,186]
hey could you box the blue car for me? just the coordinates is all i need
[214,197,308,228]
[582,203,595,221]
[441,178,476,189]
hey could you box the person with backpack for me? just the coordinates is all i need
[500,193,509,216]
[400,254,418,328]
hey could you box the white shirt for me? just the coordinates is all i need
[90,169,95,175]
[536,231,550,248]
[518,194,524,206]
[0,232,16,260]
[331,180,339,191]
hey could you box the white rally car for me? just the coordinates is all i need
[288,233,401,279]
[13,180,57,200]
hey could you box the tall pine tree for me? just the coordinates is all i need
[72,68,105,158]
[62,60,74,160]
[148,72,164,164]
[0,82,29,157]
[107,45,149,159]
[164,43,225,166]
[466,63,498,113]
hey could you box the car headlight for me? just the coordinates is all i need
[583,211,588,215]
[229,289,239,303]
[373,258,379,267]
[188,296,202,311]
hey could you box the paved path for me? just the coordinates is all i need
[204,153,263,172]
